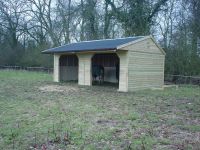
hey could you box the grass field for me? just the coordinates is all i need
[0,70,200,150]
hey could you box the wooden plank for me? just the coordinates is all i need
[117,51,128,92]
[77,53,93,86]
[53,54,60,82]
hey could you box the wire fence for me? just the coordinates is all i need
[0,66,200,86]
[0,66,53,74]
[165,74,200,85]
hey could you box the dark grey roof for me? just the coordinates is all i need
[42,36,144,54]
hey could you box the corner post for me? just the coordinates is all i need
[117,51,129,92]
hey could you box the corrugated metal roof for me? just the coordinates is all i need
[42,36,144,54]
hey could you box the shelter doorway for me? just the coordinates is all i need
[91,53,119,86]
[59,55,78,82]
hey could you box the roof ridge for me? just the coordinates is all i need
[51,36,145,48]
[72,36,145,44]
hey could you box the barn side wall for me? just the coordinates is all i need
[59,55,78,81]
[92,53,119,83]
[104,67,118,83]
[121,38,165,91]
[60,66,78,81]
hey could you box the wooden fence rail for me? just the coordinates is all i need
[0,66,200,85]
[0,66,53,73]
[165,74,200,85]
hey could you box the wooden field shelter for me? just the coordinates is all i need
[42,36,165,92]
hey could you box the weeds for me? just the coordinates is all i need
[0,70,200,149]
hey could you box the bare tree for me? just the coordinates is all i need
[0,0,28,64]
[27,0,61,46]
[105,0,169,36]
[56,0,72,43]
[0,0,27,48]
[156,0,177,48]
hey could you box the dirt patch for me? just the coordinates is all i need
[132,128,153,139]
[113,128,130,139]
[153,124,200,150]
[97,119,119,126]
[96,119,130,127]
[38,85,78,93]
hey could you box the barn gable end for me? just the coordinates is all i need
[117,36,165,55]
[117,36,165,91]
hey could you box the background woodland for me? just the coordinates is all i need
[0,0,200,75]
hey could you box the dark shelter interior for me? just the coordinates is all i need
[91,53,119,86]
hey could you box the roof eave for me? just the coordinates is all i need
[42,48,117,54]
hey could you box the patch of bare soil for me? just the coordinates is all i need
[153,110,200,150]
[132,128,151,139]
[38,85,78,93]
[113,128,130,139]
[96,119,130,127]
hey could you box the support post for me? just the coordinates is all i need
[53,54,60,82]
[77,53,93,86]
[117,52,128,92]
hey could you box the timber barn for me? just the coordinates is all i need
[42,36,165,92]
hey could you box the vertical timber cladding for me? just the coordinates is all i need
[121,37,165,91]
[54,54,60,82]
[117,51,129,92]
[77,53,93,86]
[59,55,78,81]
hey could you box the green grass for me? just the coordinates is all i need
[0,70,200,149]
[180,125,200,132]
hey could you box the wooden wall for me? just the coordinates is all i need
[59,55,78,81]
[104,67,118,83]
[60,67,78,81]
[120,37,165,91]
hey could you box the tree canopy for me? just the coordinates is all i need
[0,0,199,75]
